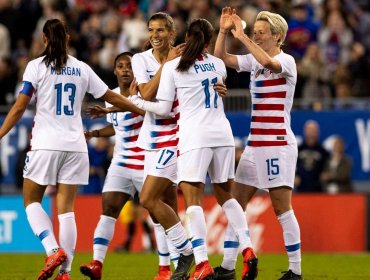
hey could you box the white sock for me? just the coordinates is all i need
[222,199,253,250]
[278,210,301,275]
[167,237,179,269]
[58,212,76,273]
[153,223,170,266]
[221,222,239,270]
[25,202,58,256]
[166,221,193,257]
[185,206,207,265]
[93,215,116,263]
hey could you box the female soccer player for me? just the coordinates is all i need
[131,12,194,280]
[131,18,257,280]
[0,19,141,280]
[79,52,147,280]
[214,7,303,280]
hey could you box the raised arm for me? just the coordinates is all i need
[0,94,30,139]
[231,13,282,73]
[214,7,240,69]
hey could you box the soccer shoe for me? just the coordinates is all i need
[80,260,102,280]
[242,247,258,280]
[278,270,303,280]
[213,266,236,280]
[54,272,70,280]
[170,253,195,280]
[38,248,67,280]
[154,265,172,280]
[189,261,214,280]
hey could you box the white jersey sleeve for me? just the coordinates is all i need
[156,62,176,102]
[85,64,109,99]
[132,52,151,85]
[236,54,254,72]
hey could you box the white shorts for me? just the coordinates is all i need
[102,164,144,197]
[23,150,89,185]
[235,144,297,190]
[144,148,177,184]
[178,147,235,184]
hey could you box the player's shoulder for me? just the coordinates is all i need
[133,49,153,61]
[276,51,295,63]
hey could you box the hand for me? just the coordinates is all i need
[214,82,228,97]
[84,130,93,141]
[86,105,109,119]
[220,6,235,32]
[231,13,246,40]
[167,43,186,61]
[129,77,138,96]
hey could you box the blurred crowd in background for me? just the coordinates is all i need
[0,0,370,111]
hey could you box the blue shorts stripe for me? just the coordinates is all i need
[224,241,239,248]
[177,239,189,250]
[191,238,204,248]
[38,230,50,241]
[158,250,170,257]
[93,237,109,246]
[286,243,300,252]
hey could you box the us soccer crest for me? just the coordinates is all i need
[255,68,271,79]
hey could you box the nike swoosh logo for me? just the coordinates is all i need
[268,177,277,181]
[155,166,165,170]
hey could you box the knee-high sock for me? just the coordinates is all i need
[25,202,59,256]
[93,215,116,263]
[278,210,301,275]
[153,223,170,266]
[221,222,239,270]
[165,221,193,257]
[166,236,180,269]
[222,199,253,251]
[185,205,207,265]
[58,212,77,273]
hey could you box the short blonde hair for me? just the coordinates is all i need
[256,11,288,47]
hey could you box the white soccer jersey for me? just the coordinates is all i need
[236,51,297,147]
[157,54,234,154]
[105,87,145,170]
[22,55,108,152]
[132,49,178,150]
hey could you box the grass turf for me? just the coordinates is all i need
[0,253,369,279]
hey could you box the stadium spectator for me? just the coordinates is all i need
[286,2,320,60]
[132,17,256,280]
[0,19,141,280]
[320,136,353,193]
[295,120,329,192]
[215,7,303,280]
[0,56,17,111]
[297,42,331,109]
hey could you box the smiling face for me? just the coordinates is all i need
[114,55,133,88]
[148,19,174,53]
[252,20,280,54]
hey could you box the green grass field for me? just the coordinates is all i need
[0,253,369,279]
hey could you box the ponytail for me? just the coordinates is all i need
[176,19,214,72]
[41,19,69,72]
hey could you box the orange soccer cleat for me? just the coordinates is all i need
[54,272,71,280]
[242,247,258,280]
[38,248,67,280]
[189,261,214,280]
[154,265,172,280]
[80,260,103,280]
